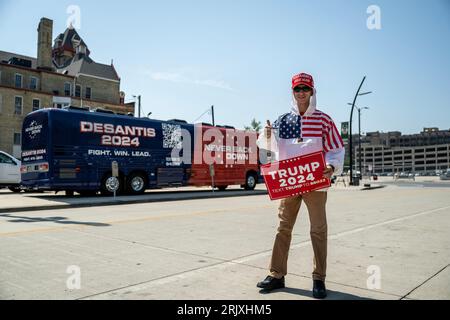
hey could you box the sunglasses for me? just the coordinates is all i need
[293,86,312,93]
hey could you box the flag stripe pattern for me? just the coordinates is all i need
[274,110,344,153]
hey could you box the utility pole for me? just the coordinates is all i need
[211,105,215,126]
[132,95,141,118]
[138,95,141,118]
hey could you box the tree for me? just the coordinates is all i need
[245,118,262,133]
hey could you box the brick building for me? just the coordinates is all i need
[0,18,135,158]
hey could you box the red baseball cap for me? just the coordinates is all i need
[292,73,314,89]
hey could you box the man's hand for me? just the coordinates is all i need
[265,120,273,140]
[323,165,335,179]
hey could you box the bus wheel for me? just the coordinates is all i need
[127,173,147,195]
[65,190,75,197]
[8,186,22,193]
[101,175,121,196]
[244,173,257,190]
[217,186,228,191]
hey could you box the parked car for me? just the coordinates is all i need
[440,169,450,181]
[0,151,21,192]
[394,172,415,180]
[352,171,362,179]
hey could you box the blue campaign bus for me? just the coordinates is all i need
[20,106,260,196]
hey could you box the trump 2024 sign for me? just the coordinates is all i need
[261,152,331,201]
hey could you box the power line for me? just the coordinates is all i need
[193,108,212,123]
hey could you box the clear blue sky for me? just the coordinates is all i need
[1,0,449,134]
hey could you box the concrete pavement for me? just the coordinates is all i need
[0,184,449,300]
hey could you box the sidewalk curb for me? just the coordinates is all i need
[0,190,269,214]
[0,185,388,214]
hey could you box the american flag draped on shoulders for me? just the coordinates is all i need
[272,109,344,152]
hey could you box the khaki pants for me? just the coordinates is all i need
[269,191,328,281]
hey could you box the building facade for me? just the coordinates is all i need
[356,128,450,174]
[0,18,134,158]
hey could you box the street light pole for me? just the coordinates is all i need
[358,106,370,176]
[349,104,370,179]
[349,76,366,185]
[358,108,362,177]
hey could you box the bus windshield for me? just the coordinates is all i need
[21,111,49,163]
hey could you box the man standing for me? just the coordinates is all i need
[256,72,345,299]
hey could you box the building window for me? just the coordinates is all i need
[14,96,23,115]
[15,74,23,88]
[32,99,40,111]
[13,132,21,145]
[64,82,72,96]
[85,87,92,99]
[30,77,38,90]
[75,85,81,98]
